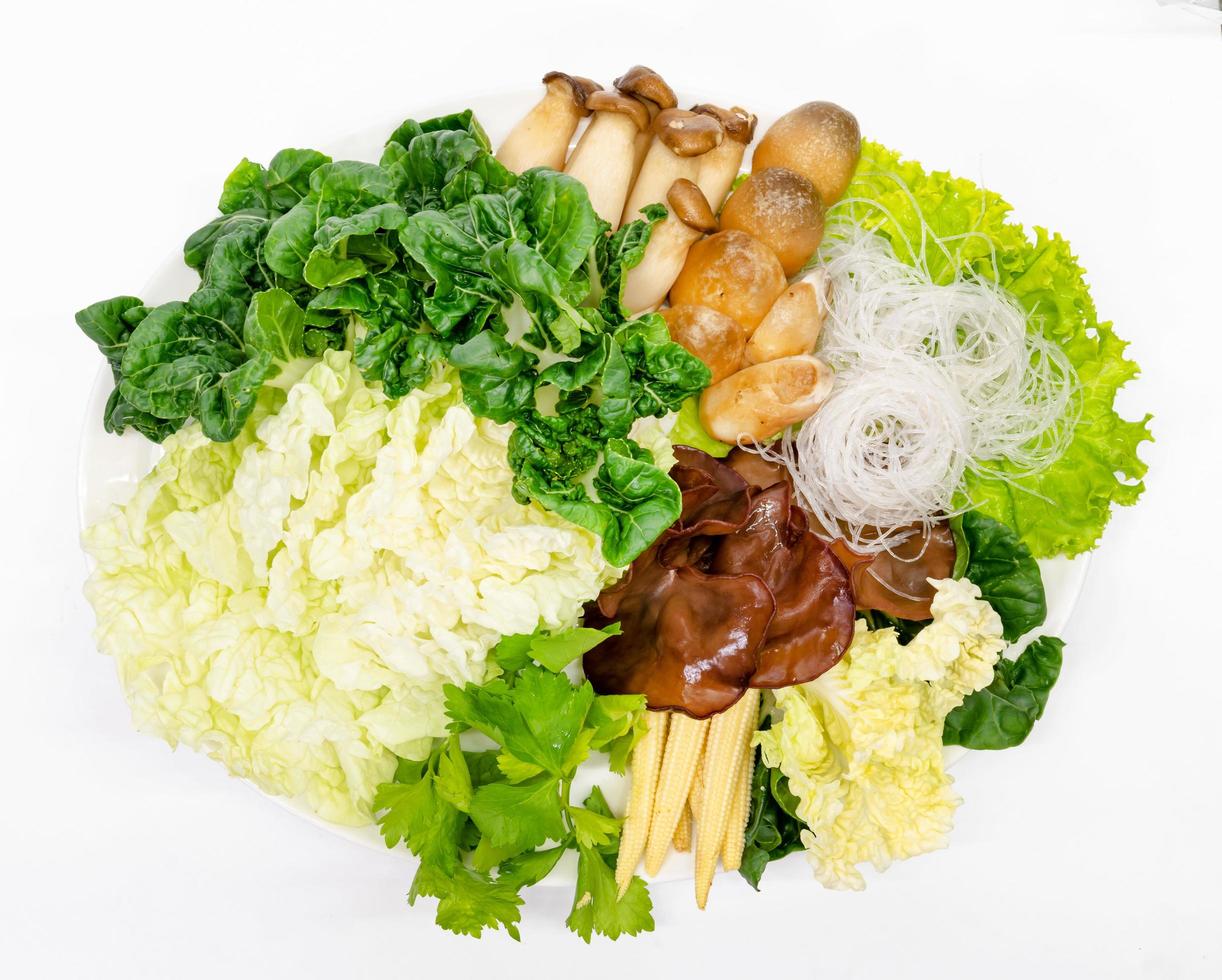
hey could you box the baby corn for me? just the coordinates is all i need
[614,710,669,897]
[617,695,762,908]
[673,804,692,852]
[720,740,756,872]
[644,713,709,876]
[694,689,760,908]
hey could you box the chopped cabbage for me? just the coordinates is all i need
[756,578,1005,889]
[83,351,618,825]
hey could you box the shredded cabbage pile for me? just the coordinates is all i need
[83,351,622,825]
[756,578,1005,889]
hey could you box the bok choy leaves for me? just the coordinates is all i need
[76,109,707,565]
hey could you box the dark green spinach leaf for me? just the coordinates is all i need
[956,510,1048,641]
[739,745,807,890]
[944,635,1065,749]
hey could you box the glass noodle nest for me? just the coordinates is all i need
[755,173,1081,553]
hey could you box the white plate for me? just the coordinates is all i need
[77,88,1090,885]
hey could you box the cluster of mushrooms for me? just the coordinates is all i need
[496,66,862,445]
[495,69,952,909]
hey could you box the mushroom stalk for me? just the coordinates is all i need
[614,66,678,189]
[622,178,717,315]
[691,104,758,213]
[621,139,699,227]
[565,92,649,228]
[620,109,722,226]
[496,72,600,173]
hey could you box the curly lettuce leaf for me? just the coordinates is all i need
[849,142,1152,557]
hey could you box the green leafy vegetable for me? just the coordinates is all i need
[80,110,702,563]
[375,651,652,942]
[955,510,1047,641]
[491,623,623,677]
[848,142,1152,558]
[670,396,731,457]
[944,636,1065,749]
[264,161,396,282]
[397,164,706,563]
[409,862,525,940]
[218,148,332,213]
[738,743,806,890]
[567,841,653,942]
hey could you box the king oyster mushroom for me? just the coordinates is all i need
[495,71,601,173]
[613,65,678,183]
[621,176,719,315]
[743,269,830,364]
[564,91,651,227]
[690,103,758,212]
[620,107,723,227]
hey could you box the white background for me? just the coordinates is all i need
[3,1,1220,976]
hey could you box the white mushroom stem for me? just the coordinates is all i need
[565,95,649,228]
[621,215,704,314]
[613,66,678,188]
[620,138,699,228]
[692,105,758,213]
[697,139,748,214]
[620,109,722,226]
[622,179,717,315]
[496,72,597,173]
[630,126,655,188]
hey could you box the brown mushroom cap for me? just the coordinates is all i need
[751,101,862,204]
[582,90,651,131]
[666,178,718,233]
[614,65,678,111]
[691,104,758,144]
[720,166,826,277]
[541,71,603,113]
[653,108,725,157]
[660,305,749,385]
[670,229,788,330]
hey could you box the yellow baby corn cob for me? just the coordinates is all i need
[694,689,760,908]
[675,754,704,853]
[614,710,669,897]
[644,712,710,876]
[690,753,706,817]
[720,740,756,872]
[673,803,692,852]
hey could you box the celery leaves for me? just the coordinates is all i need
[375,659,652,942]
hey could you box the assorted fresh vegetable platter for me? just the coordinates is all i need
[77,67,1150,941]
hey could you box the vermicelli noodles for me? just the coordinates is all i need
[761,191,1079,553]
